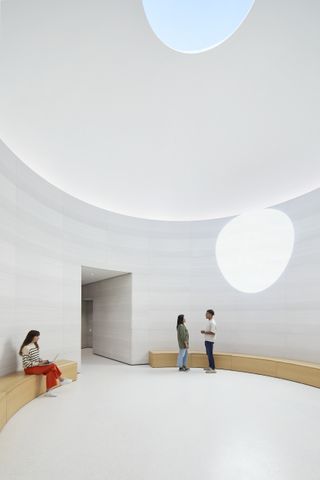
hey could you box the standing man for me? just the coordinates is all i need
[201,309,216,373]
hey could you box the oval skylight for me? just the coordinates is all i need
[142,0,255,54]
[216,209,295,293]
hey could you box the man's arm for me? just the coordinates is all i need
[203,322,216,336]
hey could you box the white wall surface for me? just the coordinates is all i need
[0,140,320,375]
[82,275,132,364]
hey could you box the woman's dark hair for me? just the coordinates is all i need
[207,309,215,316]
[19,330,40,356]
[176,314,185,329]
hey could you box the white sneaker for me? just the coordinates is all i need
[203,367,211,371]
[60,378,72,385]
[206,368,217,374]
[45,390,57,397]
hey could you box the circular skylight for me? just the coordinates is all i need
[216,209,295,293]
[142,0,255,53]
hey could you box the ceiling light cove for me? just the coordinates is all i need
[142,0,255,53]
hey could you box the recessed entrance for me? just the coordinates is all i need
[81,266,132,364]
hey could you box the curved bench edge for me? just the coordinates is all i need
[148,351,320,388]
[0,360,78,431]
[0,392,6,431]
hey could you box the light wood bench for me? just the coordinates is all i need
[0,360,77,431]
[149,351,320,388]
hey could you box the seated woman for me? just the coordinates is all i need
[19,330,72,397]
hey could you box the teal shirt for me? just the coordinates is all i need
[177,324,189,349]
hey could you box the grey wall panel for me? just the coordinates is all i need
[81,300,93,348]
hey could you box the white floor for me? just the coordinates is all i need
[1,349,320,480]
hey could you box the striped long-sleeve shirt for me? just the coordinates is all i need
[22,343,42,369]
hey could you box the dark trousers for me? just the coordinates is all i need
[205,341,215,370]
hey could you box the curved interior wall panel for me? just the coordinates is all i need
[0,139,320,375]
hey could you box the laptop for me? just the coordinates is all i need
[47,353,59,364]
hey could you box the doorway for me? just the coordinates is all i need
[81,299,93,349]
[81,266,132,364]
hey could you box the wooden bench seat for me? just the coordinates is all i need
[0,360,77,431]
[149,351,320,388]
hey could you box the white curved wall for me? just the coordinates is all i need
[0,140,320,375]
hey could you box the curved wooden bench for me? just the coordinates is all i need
[0,360,77,431]
[149,351,320,388]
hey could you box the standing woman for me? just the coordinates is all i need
[19,330,72,397]
[176,314,190,372]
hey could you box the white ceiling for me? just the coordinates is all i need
[0,0,319,221]
[81,266,127,286]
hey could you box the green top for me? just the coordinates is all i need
[177,323,189,349]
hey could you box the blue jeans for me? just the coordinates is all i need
[205,341,215,370]
[177,348,188,368]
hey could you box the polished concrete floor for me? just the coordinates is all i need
[1,349,320,480]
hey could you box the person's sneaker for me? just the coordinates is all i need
[206,368,217,374]
[179,367,184,372]
[45,390,57,397]
[203,367,211,371]
[60,378,72,385]
[182,366,190,372]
